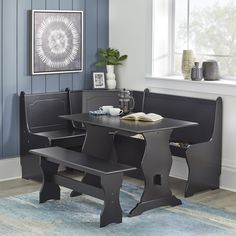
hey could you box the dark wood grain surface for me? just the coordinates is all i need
[60,113,198,134]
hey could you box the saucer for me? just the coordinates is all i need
[89,110,106,116]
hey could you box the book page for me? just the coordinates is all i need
[138,113,163,122]
[121,112,145,120]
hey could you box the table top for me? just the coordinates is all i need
[60,113,198,134]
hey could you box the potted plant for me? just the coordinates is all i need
[96,48,128,89]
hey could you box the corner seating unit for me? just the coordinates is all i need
[20,91,86,180]
[130,90,222,197]
[21,89,223,197]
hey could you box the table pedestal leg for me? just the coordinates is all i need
[71,124,114,197]
[129,130,181,217]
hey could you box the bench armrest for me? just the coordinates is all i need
[186,138,221,166]
[27,132,51,148]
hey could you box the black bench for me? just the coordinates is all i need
[125,90,223,197]
[20,91,86,180]
[30,146,136,227]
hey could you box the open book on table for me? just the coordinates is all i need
[120,112,163,122]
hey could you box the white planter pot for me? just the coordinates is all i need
[106,79,117,90]
[106,65,116,89]
[106,65,115,74]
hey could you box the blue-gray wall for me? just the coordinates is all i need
[0,0,109,159]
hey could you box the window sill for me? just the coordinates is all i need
[145,75,236,96]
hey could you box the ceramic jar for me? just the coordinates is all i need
[191,62,203,81]
[202,60,219,81]
[106,65,116,89]
[182,50,194,80]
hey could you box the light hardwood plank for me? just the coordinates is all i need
[1,176,235,213]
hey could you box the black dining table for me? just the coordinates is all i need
[60,113,198,216]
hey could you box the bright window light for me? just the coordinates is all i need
[152,0,236,78]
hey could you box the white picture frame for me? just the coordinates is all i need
[92,72,106,89]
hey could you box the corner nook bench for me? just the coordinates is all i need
[20,91,86,180]
[30,146,136,227]
[128,90,223,197]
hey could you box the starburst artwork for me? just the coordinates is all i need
[32,10,83,75]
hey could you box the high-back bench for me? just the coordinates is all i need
[66,88,120,128]
[20,91,86,180]
[129,90,223,197]
[20,89,120,180]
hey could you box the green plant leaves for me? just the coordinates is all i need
[95,61,107,67]
[96,48,128,67]
[118,55,128,62]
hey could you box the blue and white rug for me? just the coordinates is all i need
[0,181,236,236]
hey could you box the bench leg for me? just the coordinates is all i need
[39,157,60,203]
[100,173,123,227]
[185,143,221,197]
[70,173,101,197]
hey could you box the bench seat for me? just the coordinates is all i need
[34,129,85,147]
[35,129,85,140]
[169,142,190,158]
[30,146,136,227]
[30,147,136,176]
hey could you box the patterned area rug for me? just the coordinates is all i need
[0,181,236,236]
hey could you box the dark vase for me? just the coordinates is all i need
[202,60,219,81]
[191,62,202,81]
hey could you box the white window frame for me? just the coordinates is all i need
[145,0,236,96]
[151,0,236,79]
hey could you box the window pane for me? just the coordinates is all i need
[154,0,236,77]
[174,53,183,75]
[152,0,171,75]
[189,0,236,76]
[175,0,188,53]
[189,0,236,57]
[174,0,188,74]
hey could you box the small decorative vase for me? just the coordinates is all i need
[106,65,116,89]
[182,50,194,80]
[202,60,219,81]
[191,62,203,81]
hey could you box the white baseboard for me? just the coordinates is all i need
[1,156,236,192]
[219,165,236,192]
[0,157,66,182]
[170,157,236,192]
[0,157,22,182]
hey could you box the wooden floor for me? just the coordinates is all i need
[1,174,236,213]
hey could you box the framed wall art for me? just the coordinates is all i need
[92,72,106,89]
[32,10,83,75]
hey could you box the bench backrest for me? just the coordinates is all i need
[68,90,119,113]
[21,92,71,133]
[67,89,119,128]
[133,91,221,144]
